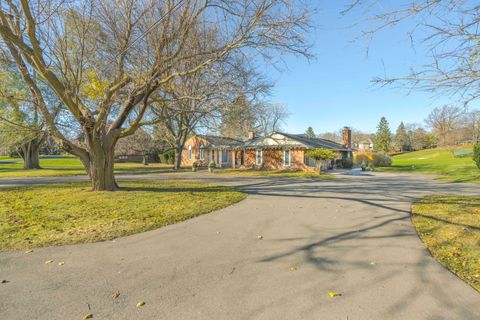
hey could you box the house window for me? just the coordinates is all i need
[222,150,228,163]
[199,145,204,160]
[283,149,291,166]
[211,150,215,162]
[188,145,192,160]
[256,149,263,165]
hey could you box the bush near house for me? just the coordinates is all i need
[354,151,392,167]
[305,148,337,173]
[474,143,480,169]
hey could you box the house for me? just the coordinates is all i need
[181,127,353,170]
[181,135,243,167]
[357,138,374,151]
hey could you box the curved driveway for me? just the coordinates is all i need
[0,171,479,319]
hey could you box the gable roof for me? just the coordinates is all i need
[197,135,243,148]
[243,132,350,151]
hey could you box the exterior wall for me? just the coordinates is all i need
[243,148,307,170]
[181,136,209,166]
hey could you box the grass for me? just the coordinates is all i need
[0,156,183,178]
[0,181,246,251]
[412,196,480,291]
[215,168,334,179]
[377,146,480,183]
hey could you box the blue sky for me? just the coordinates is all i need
[263,1,455,134]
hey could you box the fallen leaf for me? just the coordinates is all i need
[369,262,376,265]
[328,291,342,297]
[112,291,120,299]
[58,262,65,266]
[45,260,53,264]
[290,266,297,271]
[136,301,145,308]
[83,313,93,319]
[257,235,263,240]
[24,250,33,254]
[1,280,9,284]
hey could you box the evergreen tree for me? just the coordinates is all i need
[305,126,315,139]
[374,117,392,153]
[394,122,410,151]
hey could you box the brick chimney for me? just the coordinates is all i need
[342,127,352,149]
[247,131,255,140]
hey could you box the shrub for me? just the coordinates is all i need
[192,161,198,168]
[305,148,337,172]
[354,151,392,167]
[159,149,175,164]
[208,161,216,169]
[474,143,480,169]
[342,158,353,169]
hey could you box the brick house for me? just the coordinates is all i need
[181,127,353,170]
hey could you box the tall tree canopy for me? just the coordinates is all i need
[394,122,409,152]
[374,117,392,153]
[305,127,315,139]
[0,0,312,190]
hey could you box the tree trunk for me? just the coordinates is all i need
[174,142,183,170]
[142,154,149,165]
[81,149,117,191]
[78,134,119,191]
[20,139,42,169]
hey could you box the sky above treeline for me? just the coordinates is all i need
[262,0,476,135]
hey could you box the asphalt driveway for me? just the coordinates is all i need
[0,172,479,319]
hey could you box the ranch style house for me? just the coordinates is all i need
[181,127,353,170]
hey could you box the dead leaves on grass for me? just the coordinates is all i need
[328,291,342,298]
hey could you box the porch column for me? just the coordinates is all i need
[232,150,236,168]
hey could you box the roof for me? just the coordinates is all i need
[197,135,243,148]
[359,138,373,144]
[242,132,351,151]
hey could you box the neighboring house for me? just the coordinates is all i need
[357,139,374,151]
[115,154,157,163]
[181,127,353,170]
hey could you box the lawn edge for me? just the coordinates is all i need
[410,195,480,294]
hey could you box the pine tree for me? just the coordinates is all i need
[374,117,392,153]
[394,122,410,151]
[305,126,315,139]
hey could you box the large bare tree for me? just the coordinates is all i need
[346,1,480,104]
[0,0,312,190]
[425,105,464,146]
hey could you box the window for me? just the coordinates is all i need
[222,150,228,163]
[256,149,263,165]
[211,150,215,162]
[199,145,204,160]
[283,149,291,166]
[188,145,192,160]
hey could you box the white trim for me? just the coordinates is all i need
[199,144,204,160]
[283,149,291,166]
[188,145,192,160]
[256,149,263,165]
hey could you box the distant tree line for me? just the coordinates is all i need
[311,105,479,153]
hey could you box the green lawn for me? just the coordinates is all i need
[0,156,182,178]
[378,147,480,183]
[215,168,334,179]
[0,181,246,251]
[412,196,480,291]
